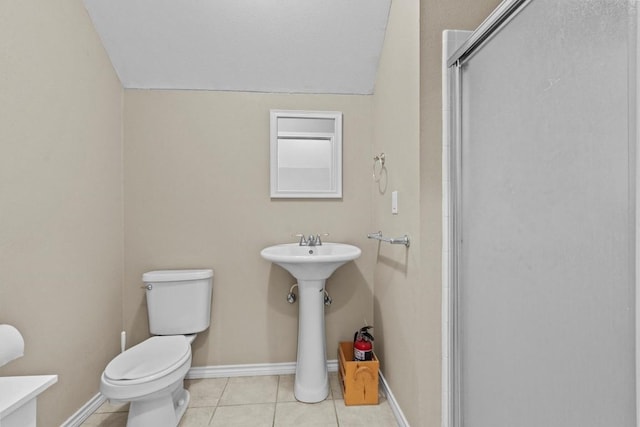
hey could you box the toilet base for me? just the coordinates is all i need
[126,384,190,427]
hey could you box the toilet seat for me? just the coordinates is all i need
[104,336,190,385]
[100,336,192,402]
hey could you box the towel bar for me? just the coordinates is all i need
[367,231,410,248]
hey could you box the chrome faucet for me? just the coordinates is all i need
[307,235,319,246]
[295,233,328,246]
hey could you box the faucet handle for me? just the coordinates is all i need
[316,233,329,245]
[293,233,307,245]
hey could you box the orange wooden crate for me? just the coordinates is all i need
[338,341,379,405]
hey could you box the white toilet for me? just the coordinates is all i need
[100,269,213,427]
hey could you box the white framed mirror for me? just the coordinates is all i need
[270,110,342,198]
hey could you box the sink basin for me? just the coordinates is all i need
[260,242,361,280]
[261,241,361,402]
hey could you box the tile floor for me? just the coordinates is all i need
[81,373,399,426]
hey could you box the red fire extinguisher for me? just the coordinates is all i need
[353,326,374,361]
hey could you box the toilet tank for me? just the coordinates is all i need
[142,269,213,336]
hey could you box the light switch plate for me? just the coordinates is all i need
[392,190,398,214]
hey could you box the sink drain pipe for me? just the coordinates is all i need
[287,284,332,306]
[287,284,298,303]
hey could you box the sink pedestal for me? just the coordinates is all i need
[260,242,362,403]
[294,279,329,403]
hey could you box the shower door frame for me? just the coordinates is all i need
[441,1,640,426]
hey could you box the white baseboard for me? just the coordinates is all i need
[63,360,408,427]
[61,392,106,427]
[186,359,338,379]
[379,371,411,427]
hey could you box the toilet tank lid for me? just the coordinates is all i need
[142,269,213,282]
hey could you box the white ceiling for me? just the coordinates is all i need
[83,0,391,94]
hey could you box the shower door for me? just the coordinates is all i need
[447,0,637,426]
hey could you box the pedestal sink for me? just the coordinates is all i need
[260,242,361,403]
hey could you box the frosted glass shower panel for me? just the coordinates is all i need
[454,0,636,426]
[270,110,342,198]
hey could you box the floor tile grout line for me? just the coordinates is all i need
[273,375,281,427]
[207,403,217,426]
[206,376,228,426]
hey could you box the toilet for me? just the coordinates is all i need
[100,269,213,427]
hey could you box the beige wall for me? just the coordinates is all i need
[372,0,423,424]
[0,1,123,426]
[123,91,376,366]
[370,0,502,426]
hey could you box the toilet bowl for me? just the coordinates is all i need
[100,335,194,427]
[99,269,214,427]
